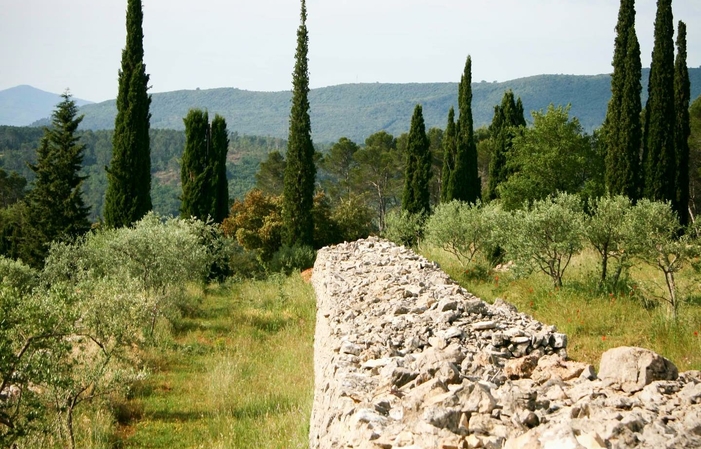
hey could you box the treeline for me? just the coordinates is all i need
[0,126,290,218]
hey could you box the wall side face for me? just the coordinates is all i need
[309,238,701,449]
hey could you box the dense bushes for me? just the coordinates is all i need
[0,214,221,448]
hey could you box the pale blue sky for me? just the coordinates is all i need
[1,0,699,102]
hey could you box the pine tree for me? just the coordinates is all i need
[674,20,690,226]
[282,0,316,247]
[104,0,152,227]
[642,0,676,203]
[402,104,431,215]
[25,92,91,266]
[181,109,211,219]
[604,0,642,200]
[211,114,230,224]
[487,90,526,200]
[441,107,457,203]
[451,55,481,203]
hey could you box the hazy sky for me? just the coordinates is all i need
[1,0,699,102]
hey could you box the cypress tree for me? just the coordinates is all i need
[181,109,211,220]
[402,104,431,215]
[211,114,230,224]
[487,90,526,200]
[104,0,152,227]
[282,0,316,247]
[451,55,481,203]
[674,20,690,226]
[441,107,457,203]
[26,92,91,265]
[642,0,676,203]
[604,0,642,200]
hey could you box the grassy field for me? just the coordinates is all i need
[114,274,316,449]
[420,245,701,371]
[71,243,696,449]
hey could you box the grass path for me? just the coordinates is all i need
[115,274,315,449]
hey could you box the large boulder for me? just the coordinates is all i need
[598,346,678,393]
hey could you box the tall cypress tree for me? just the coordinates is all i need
[451,55,481,203]
[487,90,526,200]
[604,0,642,200]
[441,107,457,203]
[282,0,315,247]
[402,104,431,215]
[642,0,676,203]
[211,114,230,224]
[26,92,91,266]
[181,109,211,219]
[674,20,690,226]
[104,0,152,227]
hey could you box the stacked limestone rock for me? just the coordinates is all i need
[310,237,701,449]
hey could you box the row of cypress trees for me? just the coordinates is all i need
[180,110,230,223]
[605,0,691,225]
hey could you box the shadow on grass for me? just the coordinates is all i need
[148,409,206,423]
[173,319,234,336]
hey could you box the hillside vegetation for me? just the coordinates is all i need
[28,69,701,143]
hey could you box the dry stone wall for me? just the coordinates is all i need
[310,237,701,449]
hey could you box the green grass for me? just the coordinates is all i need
[420,245,701,371]
[115,274,316,449]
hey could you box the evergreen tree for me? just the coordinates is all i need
[487,90,526,200]
[181,109,211,219]
[604,0,642,200]
[450,55,481,203]
[256,151,287,196]
[282,0,316,247]
[441,107,457,203]
[402,104,431,215]
[674,21,690,226]
[211,114,230,224]
[25,92,91,266]
[642,0,676,203]
[104,0,152,227]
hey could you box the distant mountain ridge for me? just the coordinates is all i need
[0,85,93,126]
[11,68,701,142]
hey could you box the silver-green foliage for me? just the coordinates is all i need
[424,200,502,267]
[584,195,634,288]
[501,192,585,287]
[383,210,425,247]
[3,213,218,447]
[625,199,698,319]
[0,257,37,294]
[43,212,214,332]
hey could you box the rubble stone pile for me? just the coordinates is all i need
[309,237,701,449]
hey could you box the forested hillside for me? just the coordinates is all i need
[0,126,287,219]
[29,69,701,142]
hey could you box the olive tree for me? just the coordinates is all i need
[502,193,585,287]
[424,200,502,267]
[625,199,698,319]
[584,195,634,289]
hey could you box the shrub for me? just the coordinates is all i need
[267,245,316,275]
[330,195,376,243]
[221,189,283,260]
[0,256,37,294]
[383,210,425,247]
